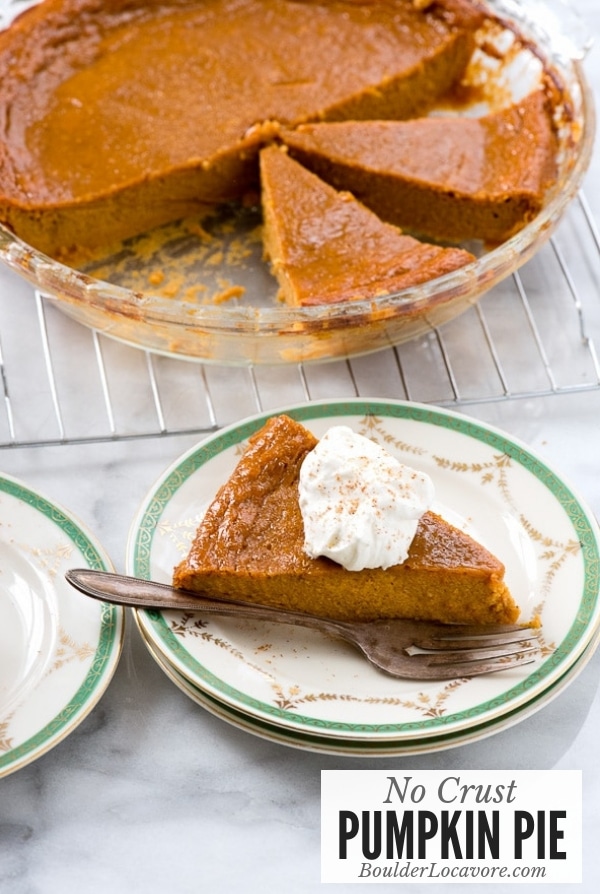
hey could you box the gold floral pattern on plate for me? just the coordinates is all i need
[166,610,475,719]
[0,473,123,777]
[139,623,600,757]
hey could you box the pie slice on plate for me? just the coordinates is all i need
[173,414,520,625]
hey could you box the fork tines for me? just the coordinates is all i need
[424,645,542,679]
[412,623,541,652]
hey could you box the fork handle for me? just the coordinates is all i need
[65,568,355,639]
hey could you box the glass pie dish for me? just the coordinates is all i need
[0,0,595,365]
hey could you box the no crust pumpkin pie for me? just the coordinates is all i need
[0,0,482,260]
[173,414,520,626]
[281,90,559,244]
[259,145,475,306]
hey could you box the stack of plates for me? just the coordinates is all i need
[129,399,600,756]
[0,475,124,778]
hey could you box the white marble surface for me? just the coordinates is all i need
[1,2,600,891]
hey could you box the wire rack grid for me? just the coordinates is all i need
[0,188,599,451]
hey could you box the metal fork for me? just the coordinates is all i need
[65,568,541,681]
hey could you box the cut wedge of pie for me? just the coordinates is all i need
[173,414,520,625]
[259,146,475,306]
[280,90,559,244]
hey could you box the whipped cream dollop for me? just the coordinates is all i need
[298,425,434,571]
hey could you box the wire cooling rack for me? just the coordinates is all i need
[0,190,599,450]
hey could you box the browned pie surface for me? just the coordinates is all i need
[260,145,475,306]
[174,414,520,625]
[281,90,559,243]
[0,0,481,259]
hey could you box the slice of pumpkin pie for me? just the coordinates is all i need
[173,414,520,625]
[259,145,474,307]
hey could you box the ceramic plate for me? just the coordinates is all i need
[129,399,600,743]
[0,473,123,777]
[138,621,600,756]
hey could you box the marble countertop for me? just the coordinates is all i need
[1,2,600,891]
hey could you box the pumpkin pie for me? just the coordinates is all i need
[0,0,482,261]
[260,145,475,306]
[173,414,520,625]
[280,90,559,244]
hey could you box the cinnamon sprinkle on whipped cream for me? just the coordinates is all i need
[298,425,434,571]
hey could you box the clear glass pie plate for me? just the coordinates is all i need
[0,0,595,365]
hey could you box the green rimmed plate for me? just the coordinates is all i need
[0,473,123,777]
[138,621,600,756]
[129,399,600,746]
